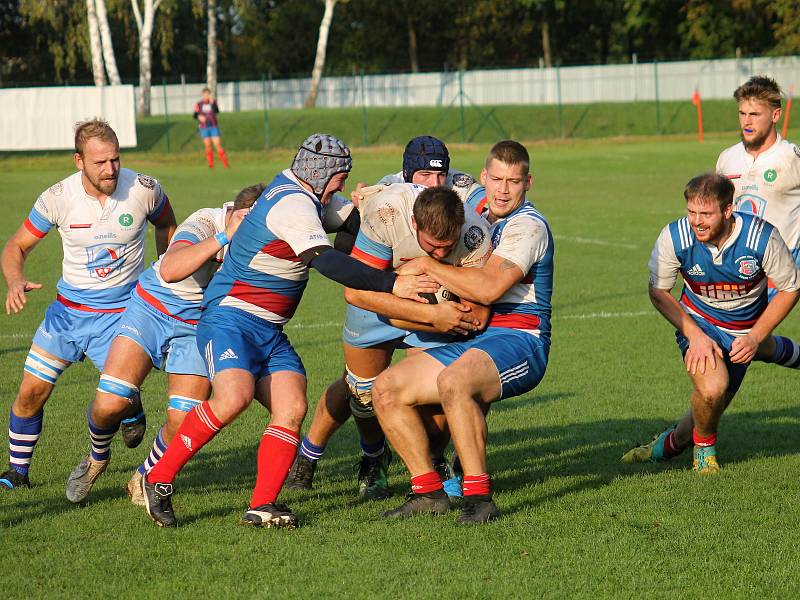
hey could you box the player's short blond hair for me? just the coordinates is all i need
[734,76,782,110]
[413,186,464,242]
[74,118,119,157]
[684,172,734,211]
[485,140,530,175]
[233,183,265,210]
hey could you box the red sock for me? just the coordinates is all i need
[692,430,717,447]
[463,473,491,497]
[249,425,300,508]
[411,471,443,494]
[205,149,214,168]
[147,402,222,484]
[663,430,688,458]
[218,149,230,168]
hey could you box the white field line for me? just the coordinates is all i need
[554,234,638,250]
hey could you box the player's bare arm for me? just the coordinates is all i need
[151,203,178,256]
[730,289,800,364]
[2,225,44,315]
[396,253,523,305]
[648,284,722,375]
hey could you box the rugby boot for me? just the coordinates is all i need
[285,455,316,490]
[433,458,463,500]
[65,454,109,503]
[0,466,30,490]
[142,477,177,527]
[241,503,299,529]
[456,495,500,525]
[357,447,392,500]
[620,427,676,463]
[126,469,146,507]
[121,393,146,449]
[693,445,720,475]
[381,489,449,519]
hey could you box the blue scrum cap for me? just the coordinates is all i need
[402,136,450,182]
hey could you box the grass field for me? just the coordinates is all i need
[2,134,800,598]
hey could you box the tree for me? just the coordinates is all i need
[86,0,106,85]
[304,0,338,108]
[206,0,217,96]
[96,0,121,84]
[131,0,163,115]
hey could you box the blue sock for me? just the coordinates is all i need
[360,437,385,458]
[768,336,800,368]
[142,427,168,473]
[87,409,118,462]
[9,410,43,476]
[299,437,325,462]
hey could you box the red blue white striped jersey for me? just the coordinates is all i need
[24,169,168,310]
[202,169,354,324]
[649,212,800,334]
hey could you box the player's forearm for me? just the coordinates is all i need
[387,318,439,333]
[160,237,224,283]
[420,259,498,304]
[749,290,800,343]
[155,224,176,256]
[648,286,704,338]
[344,287,433,323]
[1,241,27,286]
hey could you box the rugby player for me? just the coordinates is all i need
[372,140,554,524]
[194,87,230,169]
[64,184,264,504]
[621,173,799,473]
[0,118,176,491]
[141,133,437,528]
[287,136,489,500]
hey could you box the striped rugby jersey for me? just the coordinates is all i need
[135,203,232,323]
[484,201,554,341]
[649,212,800,334]
[24,168,168,310]
[379,169,486,215]
[202,169,353,325]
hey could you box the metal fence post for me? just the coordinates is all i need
[360,70,369,146]
[556,65,564,138]
[261,73,270,149]
[458,70,465,143]
[162,77,170,153]
[654,60,661,135]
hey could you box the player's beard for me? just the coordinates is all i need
[87,172,118,196]
[741,128,771,152]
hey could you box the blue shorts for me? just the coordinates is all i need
[32,300,123,371]
[199,127,220,139]
[675,315,749,395]
[196,307,305,381]
[342,304,451,350]
[115,292,207,376]
[425,327,549,400]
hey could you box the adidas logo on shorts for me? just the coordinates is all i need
[219,348,238,361]
[687,263,705,276]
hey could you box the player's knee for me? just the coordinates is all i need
[273,397,307,430]
[345,368,377,416]
[436,368,465,404]
[371,371,401,413]
[694,382,727,407]
[97,374,140,401]
[21,351,68,405]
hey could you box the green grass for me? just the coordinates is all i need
[2,137,800,598]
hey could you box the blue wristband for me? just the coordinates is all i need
[214,231,229,247]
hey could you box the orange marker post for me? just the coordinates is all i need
[782,85,794,140]
[692,89,703,144]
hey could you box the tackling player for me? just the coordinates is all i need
[64,184,264,504]
[0,118,177,491]
[141,133,437,528]
[621,173,799,474]
[372,140,554,524]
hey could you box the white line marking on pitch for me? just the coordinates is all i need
[554,235,638,250]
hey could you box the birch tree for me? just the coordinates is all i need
[206,0,217,97]
[96,0,121,84]
[86,0,106,85]
[303,0,338,108]
[131,0,162,116]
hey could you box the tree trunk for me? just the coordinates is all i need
[132,0,160,116]
[304,0,337,108]
[542,17,552,68]
[86,0,106,86]
[96,0,121,85]
[407,14,418,73]
[206,0,217,97]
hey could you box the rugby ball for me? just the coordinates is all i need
[420,287,460,305]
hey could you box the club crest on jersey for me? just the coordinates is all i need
[118,213,134,227]
[48,182,64,196]
[763,169,777,183]
[736,256,759,279]
[452,173,475,188]
[85,243,126,279]
[734,194,766,218]
[464,225,485,251]
[137,174,155,189]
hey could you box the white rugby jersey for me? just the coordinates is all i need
[25,168,168,310]
[351,182,492,271]
[378,169,486,214]
[135,203,231,323]
[716,135,800,254]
